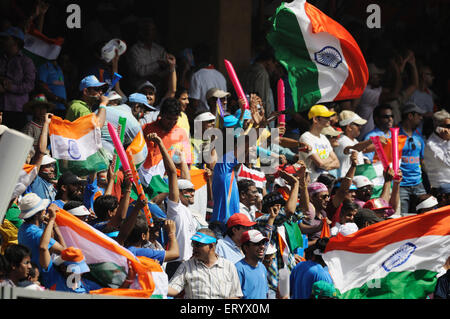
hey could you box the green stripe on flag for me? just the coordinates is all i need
[144,175,169,200]
[338,269,438,299]
[355,163,383,198]
[267,3,321,112]
[58,147,109,177]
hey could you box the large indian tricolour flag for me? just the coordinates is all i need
[323,207,450,299]
[55,208,168,298]
[267,0,368,111]
[49,114,109,176]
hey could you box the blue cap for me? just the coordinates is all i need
[0,27,24,41]
[334,182,357,190]
[128,93,151,108]
[234,109,252,121]
[191,232,217,244]
[79,75,106,91]
[223,115,239,128]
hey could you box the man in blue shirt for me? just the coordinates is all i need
[215,213,256,264]
[235,230,269,299]
[398,103,427,216]
[290,238,334,299]
[363,104,394,161]
[210,133,254,236]
[38,60,67,117]
[17,194,65,273]
[26,155,57,201]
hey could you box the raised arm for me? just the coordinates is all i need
[96,95,109,128]
[332,151,357,208]
[108,172,133,230]
[31,113,52,169]
[164,54,177,99]
[162,220,180,261]
[115,196,148,246]
[39,204,59,270]
[147,133,179,203]
[278,171,299,217]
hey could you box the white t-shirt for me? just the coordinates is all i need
[335,134,365,177]
[166,199,198,262]
[188,68,227,111]
[299,131,334,182]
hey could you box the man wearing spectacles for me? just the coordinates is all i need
[398,102,427,216]
[363,104,394,162]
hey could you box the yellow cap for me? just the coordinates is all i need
[308,105,336,120]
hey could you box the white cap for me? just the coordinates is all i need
[416,196,438,211]
[339,110,367,126]
[107,90,122,101]
[178,179,195,190]
[265,243,277,255]
[353,175,374,188]
[41,155,56,166]
[68,205,91,217]
[194,112,216,122]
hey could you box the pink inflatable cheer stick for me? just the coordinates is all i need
[224,59,248,109]
[107,122,133,183]
[277,79,285,127]
[370,136,389,171]
[390,127,400,179]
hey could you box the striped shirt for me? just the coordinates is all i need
[169,255,243,299]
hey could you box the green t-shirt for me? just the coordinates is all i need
[65,100,92,121]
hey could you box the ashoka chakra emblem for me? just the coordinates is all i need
[68,140,82,160]
[314,46,343,68]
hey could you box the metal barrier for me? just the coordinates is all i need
[0,286,136,299]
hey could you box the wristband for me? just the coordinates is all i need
[99,105,107,109]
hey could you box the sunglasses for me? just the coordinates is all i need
[440,124,450,129]
[318,194,330,200]
[191,241,208,248]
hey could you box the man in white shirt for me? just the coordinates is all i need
[188,43,227,112]
[146,133,197,279]
[335,110,370,178]
[424,110,450,191]
[127,18,168,90]
[299,105,340,182]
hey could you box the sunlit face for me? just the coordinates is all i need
[375,109,394,131]
[341,209,358,224]
[180,188,195,206]
[14,255,32,281]
[141,87,156,106]
[39,163,55,181]
[313,191,330,210]
[243,240,267,260]
[241,185,259,206]
[178,92,189,112]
